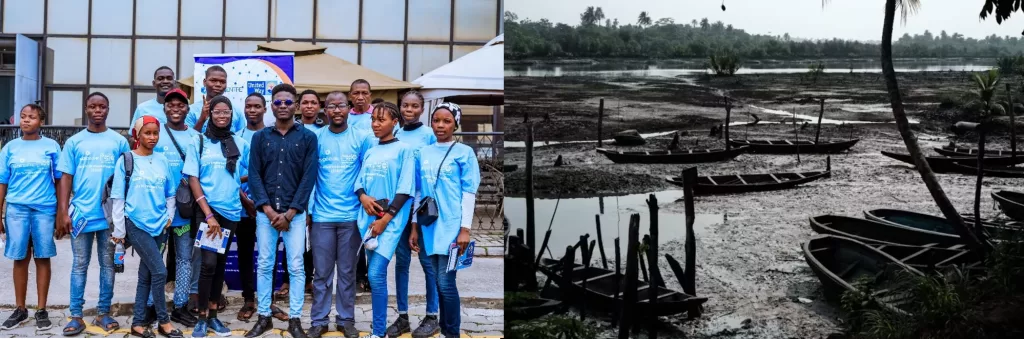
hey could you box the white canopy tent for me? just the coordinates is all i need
[414,34,504,124]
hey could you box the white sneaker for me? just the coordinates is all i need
[360,335,382,338]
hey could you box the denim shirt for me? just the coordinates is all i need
[247,123,318,213]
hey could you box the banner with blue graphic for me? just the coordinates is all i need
[192,53,295,109]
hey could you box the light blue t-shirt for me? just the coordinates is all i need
[312,127,375,223]
[155,126,199,226]
[111,152,176,236]
[0,137,62,214]
[237,127,262,199]
[355,140,416,259]
[56,129,131,233]
[132,98,166,125]
[303,123,323,133]
[396,124,437,149]
[185,98,246,134]
[182,135,250,222]
[349,112,373,133]
[416,142,481,255]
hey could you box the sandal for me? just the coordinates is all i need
[274,284,290,298]
[62,318,86,337]
[92,314,120,332]
[237,302,257,321]
[270,305,290,322]
[217,295,227,312]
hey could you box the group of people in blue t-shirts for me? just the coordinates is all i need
[0,65,480,339]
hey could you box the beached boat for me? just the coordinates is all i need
[934,146,1020,157]
[869,242,984,273]
[864,209,1023,239]
[596,146,747,164]
[666,157,830,195]
[727,138,858,154]
[537,258,707,317]
[809,215,963,247]
[803,235,920,314]
[993,190,1024,221]
[880,151,1024,173]
[948,163,1024,178]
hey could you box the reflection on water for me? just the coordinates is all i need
[505,190,725,263]
[505,62,994,77]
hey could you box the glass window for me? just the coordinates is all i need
[319,42,357,63]
[89,38,131,85]
[225,0,268,38]
[406,44,449,81]
[453,44,480,60]
[91,0,133,36]
[315,0,358,40]
[271,0,313,39]
[179,40,222,80]
[48,90,83,125]
[134,39,177,86]
[180,0,223,37]
[93,88,132,127]
[360,43,403,81]
[360,0,404,41]
[224,40,260,54]
[136,0,179,36]
[135,90,156,112]
[47,0,88,35]
[453,0,497,42]
[4,0,44,34]
[408,0,450,42]
[46,38,88,84]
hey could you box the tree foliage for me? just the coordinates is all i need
[505,9,1024,60]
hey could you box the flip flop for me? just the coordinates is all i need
[237,302,256,321]
[217,295,227,312]
[274,284,290,298]
[62,318,85,337]
[270,305,290,321]
[92,314,120,332]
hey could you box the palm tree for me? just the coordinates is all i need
[637,11,652,28]
[824,0,988,252]
[963,69,1006,120]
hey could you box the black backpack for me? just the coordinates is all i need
[165,127,197,219]
[102,151,135,248]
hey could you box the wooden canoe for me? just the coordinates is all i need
[864,209,1024,240]
[868,242,984,273]
[507,297,562,321]
[948,163,1024,178]
[809,215,963,247]
[934,146,1020,157]
[666,157,831,195]
[596,146,747,164]
[727,138,858,154]
[993,190,1024,221]
[803,235,920,314]
[537,258,707,317]
[880,151,1024,173]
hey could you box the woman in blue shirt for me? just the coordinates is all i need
[110,116,182,338]
[355,102,416,338]
[0,104,61,331]
[182,95,250,338]
[409,102,480,339]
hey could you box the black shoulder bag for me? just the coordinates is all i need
[165,126,197,219]
[416,143,456,227]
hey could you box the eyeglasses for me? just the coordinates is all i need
[273,99,294,107]
[211,110,233,116]
[325,104,348,110]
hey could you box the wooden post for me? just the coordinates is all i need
[815,98,825,144]
[724,96,732,150]
[534,229,552,269]
[612,237,622,326]
[975,126,986,238]
[1008,84,1017,160]
[525,124,536,262]
[646,193,662,287]
[681,167,700,318]
[560,246,576,313]
[618,215,641,339]
[596,215,608,269]
[794,108,801,163]
[599,196,605,215]
[638,242,649,282]
[598,98,605,147]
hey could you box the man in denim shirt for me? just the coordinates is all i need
[243,84,318,339]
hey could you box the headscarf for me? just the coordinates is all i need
[132,115,161,149]
[204,95,240,174]
[431,102,462,128]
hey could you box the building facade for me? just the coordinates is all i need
[0,0,502,127]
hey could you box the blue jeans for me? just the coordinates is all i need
[127,221,169,326]
[431,254,461,337]
[3,203,57,260]
[310,221,361,327]
[69,228,115,318]
[147,226,193,309]
[255,211,306,318]
[367,250,391,337]
[395,224,438,315]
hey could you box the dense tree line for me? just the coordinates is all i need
[505,9,1024,60]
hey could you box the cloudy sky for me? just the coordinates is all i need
[506,0,1024,41]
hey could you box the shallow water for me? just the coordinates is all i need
[505,190,728,263]
[505,61,994,77]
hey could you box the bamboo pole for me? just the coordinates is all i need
[526,124,536,263]
[596,215,608,269]
[612,237,622,326]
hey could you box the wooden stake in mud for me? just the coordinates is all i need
[953,121,990,240]
[560,246,576,313]
[598,98,605,147]
[815,98,825,144]
[596,215,609,269]
[724,96,732,150]
[638,242,649,282]
[526,124,536,263]
[534,229,552,269]
[794,108,801,163]
[1008,84,1017,160]
[618,215,641,339]
[681,167,701,317]
[646,193,663,287]
[612,237,622,326]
